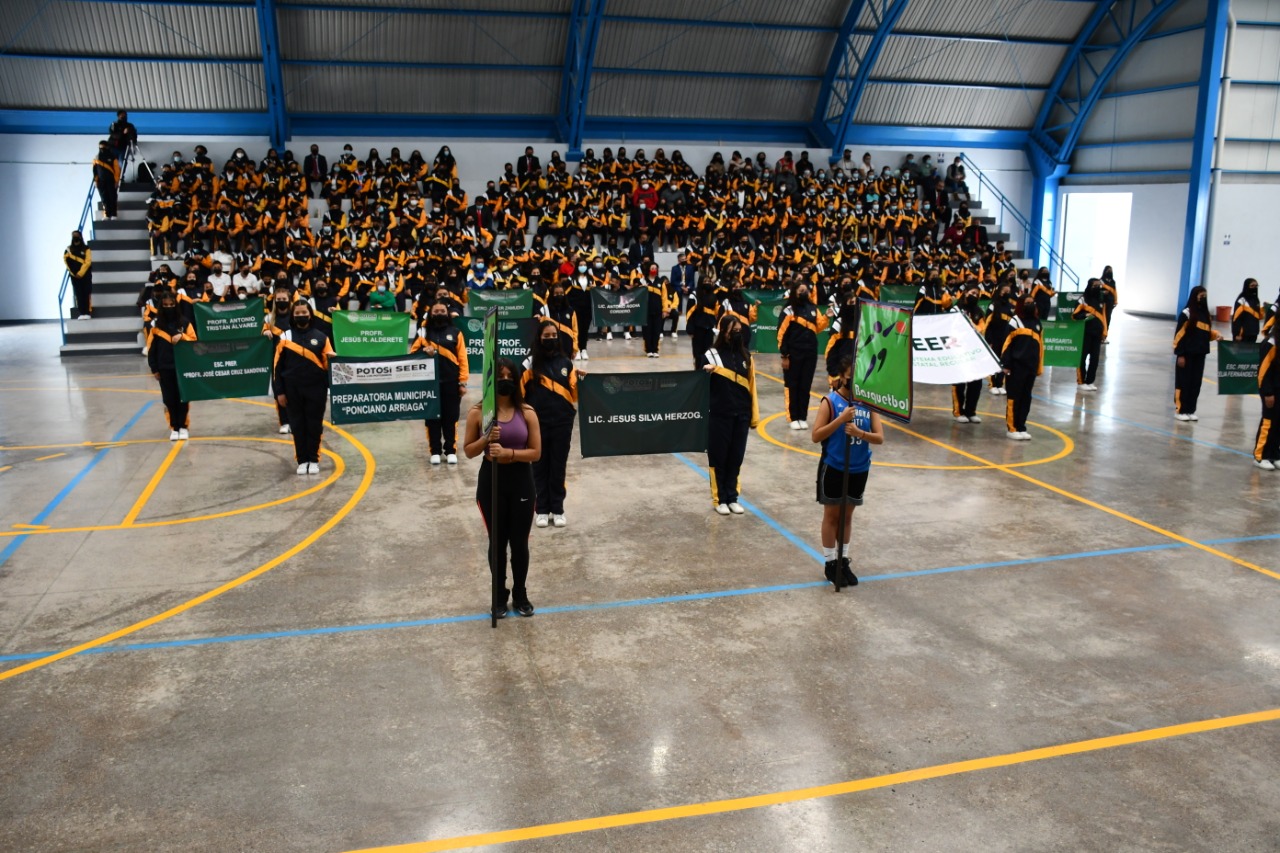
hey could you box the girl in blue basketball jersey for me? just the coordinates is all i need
[810,356,884,588]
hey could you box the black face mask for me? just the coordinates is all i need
[540,338,560,355]
[496,378,517,397]
[275,301,290,311]
[430,314,449,328]
[292,315,310,329]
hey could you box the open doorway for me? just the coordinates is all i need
[1059,192,1132,295]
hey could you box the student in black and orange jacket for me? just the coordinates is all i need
[522,319,586,528]
[1072,279,1108,391]
[702,315,759,515]
[952,288,986,423]
[1173,285,1220,422]
[412,300,469,466]
[1254,324,1280,469]
[1232,278,1263,343]
[1002,298,1043,441]
[274,301,334,475]
[146,288,195,441]
[539,282,580,360]
[778,279,827,429]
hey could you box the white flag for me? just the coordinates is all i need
[911,312,1002,384]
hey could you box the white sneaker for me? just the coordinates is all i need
[178,428,189,440]
[955,415,970,423]
[1187,413,1199,421]
[727,502,745,515]
[297,462,309,475]
[552,513,566,528]
[575,351,583,361]
[1174,413,1191,422]
[581,350,589,360]
[714,504,731,515]
[79,314,91,321]
[967,415,981,424]
[1017,431,1032,441]
[279,423,291,434]
[789,421,801,430]
[798,420,808,429]
[430,454,441,465]
[446,453,458,464]
[624,331,632,340]
[1254,459,1275,471]
[169,430,181,441]
[1085,384,1098,391]
[606,331,613,341]
[307,462,319,475]
[535,514,550,528]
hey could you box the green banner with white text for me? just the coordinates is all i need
[454,315,485,374]
[192,297,264,341]
[328,354,440,425]
[467,289,534,319]
[174,336,274,402]
[1041,320,1085,367]
[1218,341,1261,395]
[577,371,709,458]
[879,284,918,308]
[750,296,787,354]
[591,288,649,327]
[331,311,411,357]
[853,300,913,422]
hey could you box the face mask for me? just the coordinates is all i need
[496,378,517,397]
[578,265,587,273]
[275,300,289,311]
[293,315,310,328]
[377,284,387,292]
[431,314,449,327]
[540,338,560,355]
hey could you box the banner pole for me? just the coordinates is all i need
[490,430,498,628]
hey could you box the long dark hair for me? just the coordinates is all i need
[1184,285,1210,323]
[530,319,561,374]
[1239,277,1260,307]
[712,314,749,361]
[495,356,525,409]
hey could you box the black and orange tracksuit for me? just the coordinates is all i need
[412,319,469,456]
[64,244,93,317]
[274,324,334,463]
[984,298,1015,390]
[146,312,195,430]
[540,299,579,359]
[1002,317,1043,433]
[1255,338,1279,462]
[1173,307,1217,416]
[1233,291,1263,342]
[705,347,759,507]
[521,352,577,515]
[778,299,829,423]
[1072,295,1108,386]
[642,276,676,355]
[686,285,722,369]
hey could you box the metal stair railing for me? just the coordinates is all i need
[960,153,1080,291]
[58,179,100,345]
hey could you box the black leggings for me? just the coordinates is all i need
[1005,370,1036,432]
[477,460,536,609]
[71,275,92,317]
[1078,330,1103,385]
[533,418,572,514]
[643,316,663,354]
[952,379,981,418]
[784,350,817,422]
[690,327,714,369]
[425,382,462,455]
[1175,352,1206,414]
[286,384,327,463]
[157,369,188,429]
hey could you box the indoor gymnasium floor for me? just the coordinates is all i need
[0,312,1277,852]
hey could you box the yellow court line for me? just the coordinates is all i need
[344,707,1280,853]
[0,427,374,682]
[0,444,345,538]
[0,439,169,452]
[33,453,67,462]
[120,440,185,527]
[0,466,11,473]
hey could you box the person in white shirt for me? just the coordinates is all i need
[234,267,261,297]
[206,262,232,298]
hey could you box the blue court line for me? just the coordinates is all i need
[1,530,1274,663]
[1032,393,1253,458]
[0,402,154,568]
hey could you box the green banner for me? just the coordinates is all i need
[978,299,992,314]
[328,354,440,424]
[853,301,913,422]
[192,297,264,341]
[1041,319,1085,367]
[1057,292,1083,313]
[482,309,498,428]
[493,318,537,368]
[879,284,918,308]
[331,311,411,357]
[174,336,274,402]
[578,371,709,458]
[750,296,788,354]
[1218,341,1262,395]
[454,315,485,374]
[742,288,785,305]
[591,288,649,328]
[467,289,534,319]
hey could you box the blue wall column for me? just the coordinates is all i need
[1025,140,1069,273]
[255,0,288,152]
[1177,0,1231,312]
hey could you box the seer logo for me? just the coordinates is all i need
[911,335,962,352]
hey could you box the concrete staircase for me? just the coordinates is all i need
[60,181,152,358]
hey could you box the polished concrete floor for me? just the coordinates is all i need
[0,314,1277,852]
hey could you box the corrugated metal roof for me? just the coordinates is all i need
[595,21,835,76]
[855,83,1041,127]
[873,37,1066,87]
[603,0,847,29]
[283,66,560,113]
[1222,85,1280,138]
[279,0,570,11]
[279,8,564,65]
[1148,0,1208,35]
[891,0,1094,42]
[1234,0,1280,20]
[1222,141,1280,173]
[0,57,266,110]
[0,1,258,59]
[588,73,819,121]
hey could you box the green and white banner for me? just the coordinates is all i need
[879,284,918,308]
[1218,341,1262,395]
[750,296,787,354]
[578,371,709,458]
[174,336,274,402]
[454,315,485,374]
[1056,292,1084,315]
[1040,319,1085,368]
[467,289,534,319]
[331,311,411,357]
[591,288,649,328]
[328,354,439,425]
[192,297,264,341]
[910,312,1002,384]
[494,318,537,366]
[854,300,913,422]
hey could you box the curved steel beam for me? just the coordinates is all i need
[1031,0,1183,165]
[557,0,606,160]
[814,0,911,163]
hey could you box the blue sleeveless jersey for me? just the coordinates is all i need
[822,392,873,473]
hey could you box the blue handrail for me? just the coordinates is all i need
[58,179,100,346]
[960,153,1080,291]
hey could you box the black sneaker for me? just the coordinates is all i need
[824,560,839,586]
[514,599,534,617]
[840,557,859,587]
[491,606,508,620]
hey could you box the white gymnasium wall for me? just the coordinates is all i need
[1059,182,1190,317]
[1203,180,1280,312]
[4,131,1032,323]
